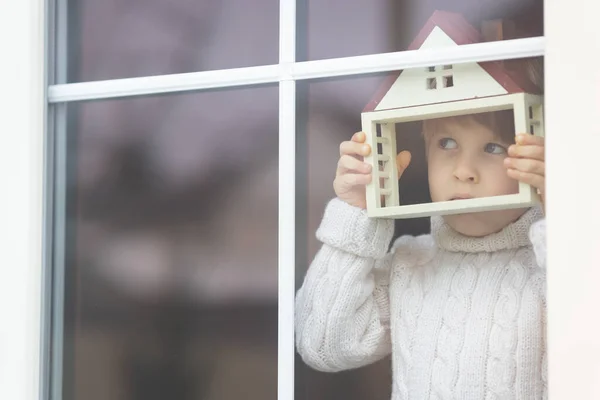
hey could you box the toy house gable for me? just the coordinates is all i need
[363,11,532,113]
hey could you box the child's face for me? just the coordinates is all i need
[426,116,527,237]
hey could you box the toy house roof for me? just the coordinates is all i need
[363,11,540,113]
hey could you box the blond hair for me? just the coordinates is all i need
[421,110,516,146]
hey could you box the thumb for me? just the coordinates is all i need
[396,151,412,178]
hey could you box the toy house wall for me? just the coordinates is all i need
[375,27,509,111]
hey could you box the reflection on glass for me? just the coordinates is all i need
[58,86,279,400]
[66,0,279,82]
[300,0,543,61]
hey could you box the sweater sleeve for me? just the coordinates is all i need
[529,218,547,269]
[294,198,396,372]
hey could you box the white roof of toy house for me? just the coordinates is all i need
[363,11,540,113]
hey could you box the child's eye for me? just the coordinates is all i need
[438,138,458,149]
[484,143,507,155]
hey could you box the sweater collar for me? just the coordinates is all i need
[431,206,544,253]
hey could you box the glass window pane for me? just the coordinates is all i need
[64,0,279,83]
[54,85,279,400]
[296,56,544,398]
[299,0,543,61]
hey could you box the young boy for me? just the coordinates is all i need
[295,111,547,399]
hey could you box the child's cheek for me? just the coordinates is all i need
[427,160,450,202]
[488,161,520,195]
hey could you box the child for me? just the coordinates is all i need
[295,110,547,399]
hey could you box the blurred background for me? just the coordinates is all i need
[56,0,543,399]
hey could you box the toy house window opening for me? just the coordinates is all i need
[427,77,437,90]
[527,104,543,136]
[426,65,454,90]
[528,106,534,134]
[374,123,398,208]
[375,124,385,170]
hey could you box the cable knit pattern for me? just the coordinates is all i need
[390,237,429,399]
[430,252,478,400]
[485,250,531,399]
[316,197,395,259]
[296,198,548,399]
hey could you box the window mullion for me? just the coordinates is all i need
[278,0,296,399]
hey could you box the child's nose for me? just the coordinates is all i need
[453,159,479,183]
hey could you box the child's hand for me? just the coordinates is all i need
[504,134,546,210]
[334,131,411,210]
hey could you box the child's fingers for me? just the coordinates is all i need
[337,154,372,175]
[336,173,372,190]
[504,157,545,176]
[340,140,371,158]
[506,168,545,193]
[508,144,544,161]
[515,133,544,146]
[396,151,412,178]
[351,131,366,143]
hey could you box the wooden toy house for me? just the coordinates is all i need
[362,10,544,219]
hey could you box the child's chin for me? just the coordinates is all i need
[443,208,526,237]
[443,214,495,237]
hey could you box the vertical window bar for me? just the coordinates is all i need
[280,0,296,65]
[279,0,296,400]
[49,104,68,400]
[47,1,69,399]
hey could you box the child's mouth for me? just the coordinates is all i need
[449,194,474,201]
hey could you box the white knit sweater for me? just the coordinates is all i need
[295,198,547,400]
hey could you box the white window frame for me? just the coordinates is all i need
[0,1,46,400]
[1,0,599,399]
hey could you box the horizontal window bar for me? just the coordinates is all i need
[292,36,545,80]
[48,65,282,103]
[49,37,544,103]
